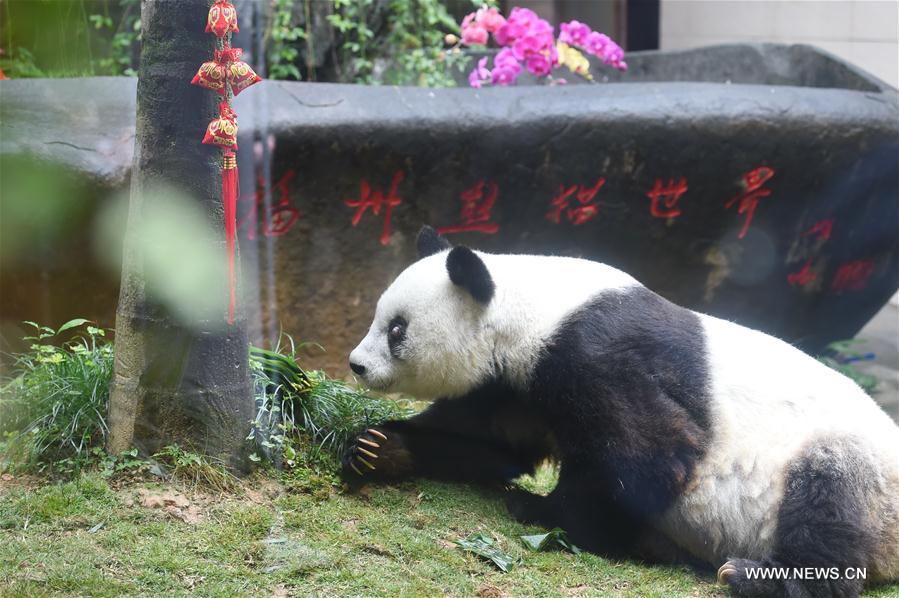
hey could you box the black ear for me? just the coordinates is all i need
[446,246,494,304]
[417,225,452,259]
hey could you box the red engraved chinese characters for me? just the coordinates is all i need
[786,218,835,288]
[646,177,688,219]
[801,219,834,243]
[546,177,605,226]
[787,259,817,288]
[437,181,500,235]
[345,170,405,246]
[239,169,300,240]
[726,166,775,239]
[831,260,875,293]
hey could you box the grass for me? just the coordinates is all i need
[0,320,113,473]
[152,445,239,494]
[2,328,895,595]
[0,470,734,598]
[4,472,896,597]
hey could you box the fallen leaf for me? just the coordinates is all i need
[455,533,520,572]
[520,527,581,554]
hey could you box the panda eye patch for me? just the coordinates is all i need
[387,316,407,357]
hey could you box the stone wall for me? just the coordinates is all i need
[2,44,897,376]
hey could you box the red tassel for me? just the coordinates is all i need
[222,150,239,324]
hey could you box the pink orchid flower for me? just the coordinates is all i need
[476,6,506,33]
[468,56,491,88]
[491,47,522,85]
[462,23,489,46]
[559,20,591,46]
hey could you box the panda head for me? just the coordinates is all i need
[348,226,497,399]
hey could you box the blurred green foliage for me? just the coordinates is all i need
[0,0,139,78]
[325,0,482,86]
[0,0,487,87]
[0,156,94,269]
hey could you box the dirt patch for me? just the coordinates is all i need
[477,584,510,598]
[136,488,203,524]
[0,473,40,495]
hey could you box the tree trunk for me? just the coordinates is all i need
[108,0,253,469]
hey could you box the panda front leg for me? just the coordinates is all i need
[341,394,544,488]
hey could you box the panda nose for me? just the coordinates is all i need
[349,361,366,376]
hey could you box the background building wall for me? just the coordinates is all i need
[661,0,899,87]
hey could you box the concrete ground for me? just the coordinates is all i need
[852,296,899,421]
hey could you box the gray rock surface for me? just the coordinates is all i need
[1,77,137,187]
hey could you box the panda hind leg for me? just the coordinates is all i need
[718,436,879,598]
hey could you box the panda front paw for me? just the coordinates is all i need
[343,428,387,478]
[340,426,414,489]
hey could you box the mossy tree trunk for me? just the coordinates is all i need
[108,0,253,469]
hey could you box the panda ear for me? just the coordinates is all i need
[446,246,494,304]
[417,225,452,259]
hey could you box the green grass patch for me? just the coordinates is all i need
[2,472,897,596]
[0,320,113,474]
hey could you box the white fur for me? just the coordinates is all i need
[657,314,899,576]
[349,250,637,398]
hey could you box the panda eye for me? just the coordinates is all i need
[387,316,407,357]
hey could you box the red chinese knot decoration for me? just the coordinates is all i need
[206,0,238,37]
[191,48,261,96]
[193,1,261,324]
[203,101,239,149]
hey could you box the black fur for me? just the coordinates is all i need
[507,287,712,555]
[343,285,712,561]
[446,246,495,304]
[721,436,877,597]
[416,225,452,259]
[342,382,551,487]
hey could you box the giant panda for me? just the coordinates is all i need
[342,226,899,597]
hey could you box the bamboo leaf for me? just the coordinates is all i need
[57,318,90,334]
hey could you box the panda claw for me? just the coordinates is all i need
[349,461,363,476]
[717,561,738,585]
[357,456,376,470]
[357,447,378,459]
[358,438,380,449]
[367,428,387,440]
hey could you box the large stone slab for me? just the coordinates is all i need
[234,44,898,372]
[2,44,897,376]
[1,77,137,186]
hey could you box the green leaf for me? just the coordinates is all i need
[520,528,582,554]
[57,318,90,334]
[454,532,520,572]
